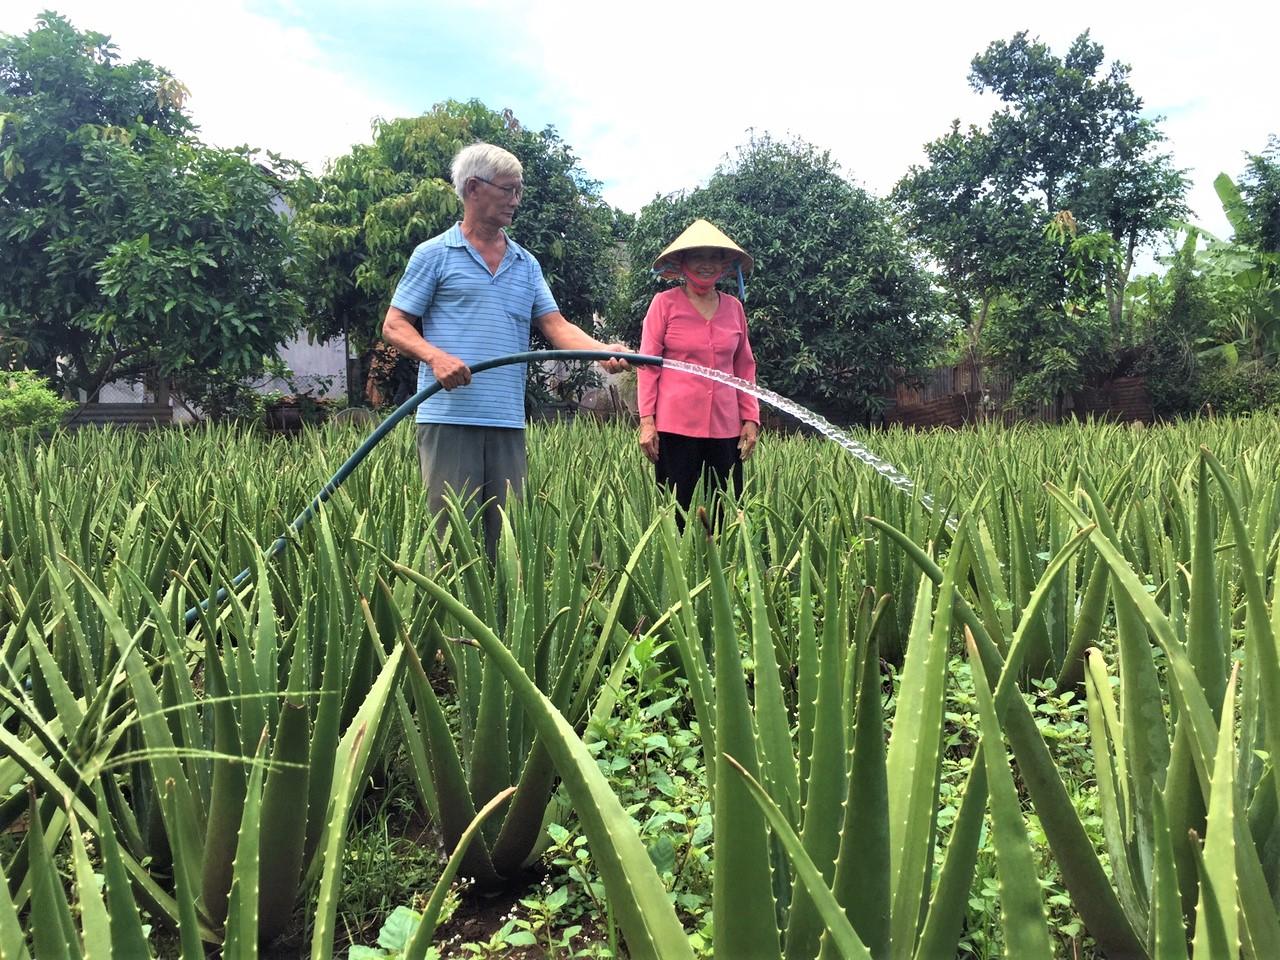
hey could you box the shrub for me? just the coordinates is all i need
[0,370,75,430]
[1194,359,1280,415]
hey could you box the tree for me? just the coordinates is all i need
[292,100,617,407]
[1129,162,1280,418]
[1235,135,1280,255]
[615,135,942,422]
[0,12,304,402]
[891,121,1050,394]
[895,32,1187,409]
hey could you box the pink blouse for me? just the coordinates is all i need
[637,287,760,438]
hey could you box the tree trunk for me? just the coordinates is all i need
[1106,234,1137,332]
[968,297,992,420]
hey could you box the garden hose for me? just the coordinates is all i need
[183,349,664,627]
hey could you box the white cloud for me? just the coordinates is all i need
[0,0,407,174]
[4,0,1276,255]
[491,0,1277,249]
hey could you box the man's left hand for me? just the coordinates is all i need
[597,342,631,373]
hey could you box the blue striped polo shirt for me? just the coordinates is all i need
[391,223,558,428]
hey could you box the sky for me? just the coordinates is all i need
[4,0,1278,265]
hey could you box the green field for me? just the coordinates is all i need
[3,415,1279,958]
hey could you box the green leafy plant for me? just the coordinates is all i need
[0,14,305,399]
[0,369,73,429]
[616,134,944,422]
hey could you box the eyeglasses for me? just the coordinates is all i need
[472,177,524,201]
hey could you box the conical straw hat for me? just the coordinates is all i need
[652,219,754,277]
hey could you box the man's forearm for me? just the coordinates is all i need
[537,312,607,351]
[382,307,437,363]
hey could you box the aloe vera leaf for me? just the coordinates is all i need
[1201,451,1280,815]
[0,832,32,960]
[200,634,247,927]
[223,728,269,959]
[966,630,1055,959]
[1148,789,1187,960]
[1192,666,1240,958]
[393,562,693,960]
[309,646,403,960]
[403,787,517,960]
[827,593,891,960]
[1188,460,1228,715]
[26,790,83,960]
[1046,485,1219,798]
[1189,837,1234,960]
[911,760,988,960]
[303,551,347,864]
[796,530,819,794]
[467,641,512,812]
[401,639,500,886]
[701,521,783,959]
[566,514,665,725]
[370,576,440,824]
[117,566,210,808]
[656,513,716,785]
[741,515,802,830]
[1113,552,1171,824]
[61,558,206,905]
[1084,649,1146,937]
[786,549,852,960]
[886,532,960,960]
[868,513,1144,957]
[1053,474,1117,691]
[66,807,112,959]
[256,696,310,942]
[92,781,152,960]
[725,756,873,960]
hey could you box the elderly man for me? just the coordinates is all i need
[382,142,627,557]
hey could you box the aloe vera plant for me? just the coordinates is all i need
[636,506,1074,960]
[0,500,412,951]
[6,414,1280,958]
[1041,448,1280,959]
[376,489,674,889]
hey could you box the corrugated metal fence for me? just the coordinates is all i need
[886,361,1152,428]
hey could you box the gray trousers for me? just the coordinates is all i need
[416,423,526,559]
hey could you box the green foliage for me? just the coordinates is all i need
[0,368,72,429]
[1236,135,1280,254]
[0,13,304,396]
[895,31,1187,408]
[10,410,1280,958]
[292,99,617,406]
[1193,359,1280,415]
[348,905,446,959]
[616,134,943,421]
[1129,161,1280,417]
[1130,242,1220,415]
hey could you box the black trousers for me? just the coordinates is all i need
[655,432,743,524]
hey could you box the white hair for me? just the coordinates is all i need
[451,143,523,200]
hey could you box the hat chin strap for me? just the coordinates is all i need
[681,266,724,295]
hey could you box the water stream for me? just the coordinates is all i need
[660,358,953,528]
[186,349,952,626]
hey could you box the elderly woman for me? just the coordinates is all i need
[637,219,760,518]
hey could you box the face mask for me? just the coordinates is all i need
[681,265,725,295]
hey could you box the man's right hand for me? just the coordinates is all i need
[383,308,471,389]
[429,351,471,390]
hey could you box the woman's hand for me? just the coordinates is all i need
[638,417,659,463]
[738,421,760,460]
